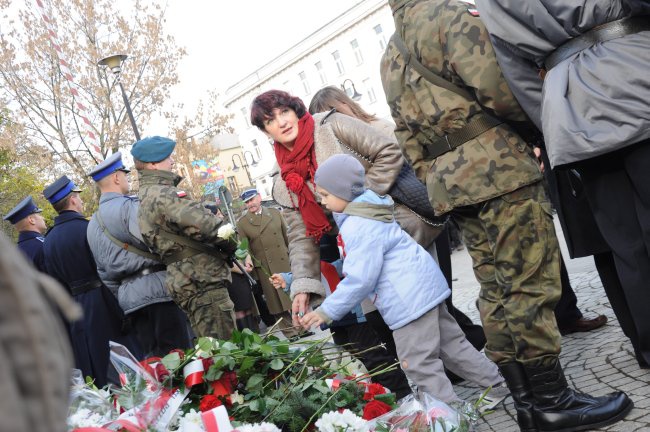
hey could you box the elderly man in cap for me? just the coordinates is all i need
[42,175,141,387]
[132,136,237,340]
[3,196,47,270]
[236,188,297,337]
[87,152,191,357]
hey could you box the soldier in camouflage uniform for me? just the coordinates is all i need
[381,2,632,431]
[132,136,236,340]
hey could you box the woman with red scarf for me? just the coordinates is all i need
[250,90,443,324]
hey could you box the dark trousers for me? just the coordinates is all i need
[577,140,650,365]
[554,257,583,327]
[131,301,193,358]
[335,314,412,399]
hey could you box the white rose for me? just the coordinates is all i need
[217,223,236,240]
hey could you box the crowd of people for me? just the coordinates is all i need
[2,0,649,431]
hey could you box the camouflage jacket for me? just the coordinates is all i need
[137,170,231,297]
[381,0,542,215]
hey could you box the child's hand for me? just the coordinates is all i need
[300,311,324,330]
[269,274,286,290]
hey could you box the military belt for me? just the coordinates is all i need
[423,115,502,161]
[545,16,650,70]
[69,278,103,296]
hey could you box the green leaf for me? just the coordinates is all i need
[196,337,214,353]
[204,364,223,382]
[259,344,273,356]
[269,358,284,370]
[374,392,397,407]
[235,248,248,260]
[238,237,249,251]
[240,356,255,372]
[161,352,181,371]
[246,374,265,389]
[307,353,325,367]
[249,398,266,413]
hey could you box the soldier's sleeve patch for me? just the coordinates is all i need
[177,190,187,198]
[467,7,479,17]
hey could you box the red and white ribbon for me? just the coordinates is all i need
[33,0,102,156]
[201,405,233,432]
[183,359,205,387]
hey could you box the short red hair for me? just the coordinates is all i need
[250,90,307,130]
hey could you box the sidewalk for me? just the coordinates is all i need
[449,226,650,431]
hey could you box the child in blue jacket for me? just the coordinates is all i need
[300,154,507,404]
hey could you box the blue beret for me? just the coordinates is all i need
[240,188,258,202]
[43,175,82,204]
[130,136,176,163]
[3,196,42,224]
[88,151,130,182]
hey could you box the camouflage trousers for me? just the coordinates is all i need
[174,283,236,340]
[452,182,561,367]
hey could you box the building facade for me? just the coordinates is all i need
[222,0,394,197]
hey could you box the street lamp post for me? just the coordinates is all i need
[98,54,141,141]
[232,151,260,190]
[341,79,363,101]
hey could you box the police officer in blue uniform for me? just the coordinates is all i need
[42,175,141,387]
[3,196,47,270]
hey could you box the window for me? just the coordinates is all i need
[252,139,261,159]
[363,78,377,103]
[240,107,250,127]
[298,71,310,95]
[350,39,364,65]
[228,176,237,193]
[315,61,327,85]
[374,24,387,50]
[332,50,345,75]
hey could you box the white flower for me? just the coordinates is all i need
[235,422,282,432]
[67,407,107,428]
[217,223,236,240]
[176,409,205,432]
[230,391,245,405]
[315,410,368,432]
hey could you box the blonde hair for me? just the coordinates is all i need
[308,86,377,123]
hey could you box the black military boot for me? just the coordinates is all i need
[525,359,633,432]
[498,362,538,432]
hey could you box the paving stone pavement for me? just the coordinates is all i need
[448,240,650,431]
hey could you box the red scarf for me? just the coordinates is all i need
[274,112,331,241]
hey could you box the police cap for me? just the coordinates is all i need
[87,151,130,182]
[43,175,82,204]
[240,188,258,203]
[3,196,42,224]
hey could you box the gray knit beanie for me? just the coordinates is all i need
[314,154,366,201]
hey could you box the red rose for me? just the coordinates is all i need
[362,399,393,420]
[363,383,387,401]
[285,173,304,193]
[154,363,170,382]
[199,394,222,412]
[202,357,214,371]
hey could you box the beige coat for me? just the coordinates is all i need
[272,111,443,303]
[236,207,292,314]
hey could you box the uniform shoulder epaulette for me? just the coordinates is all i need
[467,7,480,17]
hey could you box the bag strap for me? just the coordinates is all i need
[155,229,228,265]
[95,211,162,262]
[390,32,502,160]
[391,33,474,101]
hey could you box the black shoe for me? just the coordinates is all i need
[525,359,633,432]
[499,362,538,432]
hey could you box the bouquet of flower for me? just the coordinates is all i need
[367,393,477,432]
[67,370,116,429]
[217,223,270,277]
[68,329,398,432]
